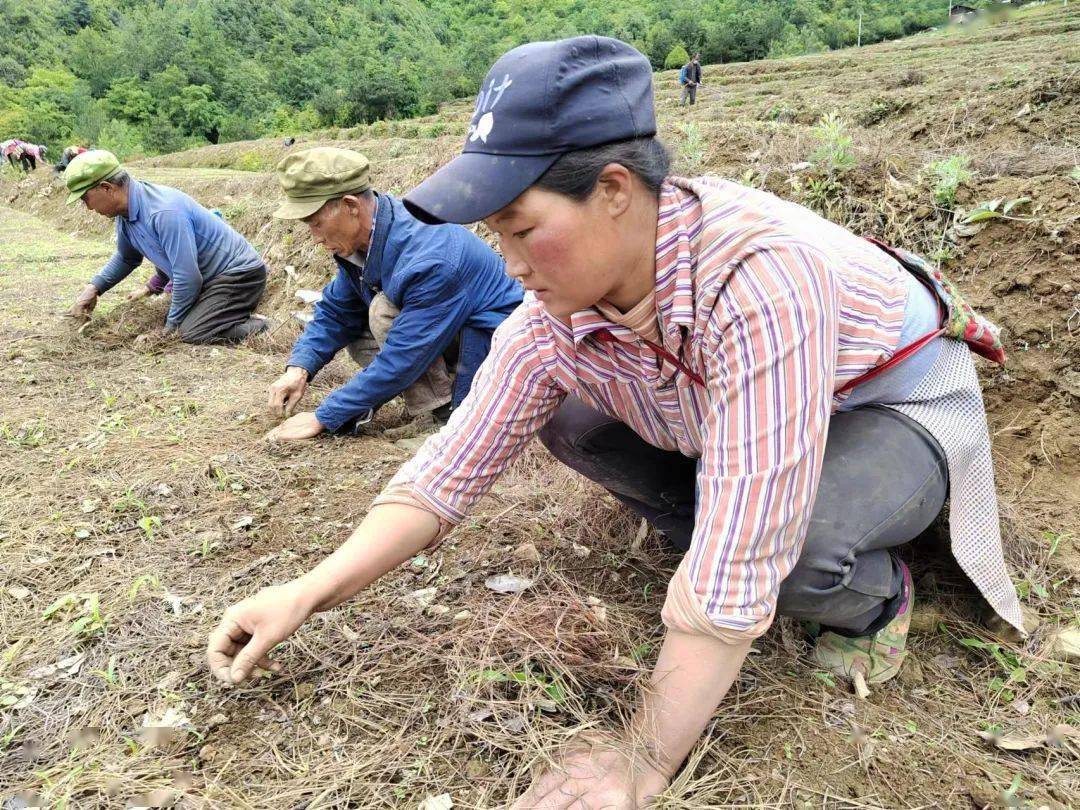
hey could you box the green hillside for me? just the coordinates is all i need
[2,0,954,156]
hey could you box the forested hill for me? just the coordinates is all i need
[2,0,953,157]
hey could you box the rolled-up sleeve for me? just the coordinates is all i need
[373,306,565,528]
[661,244,838,642]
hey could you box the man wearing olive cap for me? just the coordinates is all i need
[66,150,269,344]
[265,147,521,441]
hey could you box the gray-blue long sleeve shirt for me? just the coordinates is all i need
[90,181,264,328]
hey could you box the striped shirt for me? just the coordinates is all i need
[376,176,912,642]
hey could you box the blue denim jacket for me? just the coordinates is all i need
[90,181,264,328]
[287,193,522,432]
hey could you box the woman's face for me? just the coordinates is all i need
[485,183,627,320]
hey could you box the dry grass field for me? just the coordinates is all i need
[1,4,1078,807]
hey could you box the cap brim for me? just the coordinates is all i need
[403,151,559,224]
[65,188,88,205]
[273,197,329,220]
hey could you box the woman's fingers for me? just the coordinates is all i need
[206,617,249,683]
[229,629,285,683]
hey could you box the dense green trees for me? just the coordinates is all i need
[1,0,954,159]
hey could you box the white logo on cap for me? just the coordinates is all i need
[469,74,512,144]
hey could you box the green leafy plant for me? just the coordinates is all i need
[1,419,50,448]
[474,668,568,705]
[678,122,706,174]
[810,113,856,174]
[128,574,161,601]
[92,655,121,688]
[959,197,1033,224]
[929,155,973,209]
[43,593,108,639]
[959,637,1027,701]
[137,515,162,542]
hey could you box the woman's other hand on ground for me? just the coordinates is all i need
[206,579,318,684]
[265,410,324,441]
[510,740,669,809]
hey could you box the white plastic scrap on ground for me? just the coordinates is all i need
[484,574,533,594]
[419,794,453,810]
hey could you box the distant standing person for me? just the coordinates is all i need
[678,52,703,106]
[64,150,270,345]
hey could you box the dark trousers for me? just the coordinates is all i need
[450,326,493,409]
[177,265,267,345]
[539,399,948,635]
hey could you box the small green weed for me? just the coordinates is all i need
[810,113,856,174]
[958,637,1027,701]
[474,668,569,705]
[128,574,161,601]
[929,155,973,210]
[679,122,706,174]
[42,593,108,639]
[1,419,50,448]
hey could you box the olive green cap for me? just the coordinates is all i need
[64,149,122,204]
[274,147,372,219]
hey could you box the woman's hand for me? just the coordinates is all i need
[511,740,670,809]
[206,579,319,684]
[127,286,152,302]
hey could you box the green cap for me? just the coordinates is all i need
[274,147,372,219]
[64,149,122,205]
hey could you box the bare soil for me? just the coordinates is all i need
[1,5,1078,808]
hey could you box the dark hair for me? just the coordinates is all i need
[533,136,671,202]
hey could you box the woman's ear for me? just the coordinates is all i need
[595,163,634,219]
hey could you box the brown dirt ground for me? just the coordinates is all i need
[1,4,1078,808]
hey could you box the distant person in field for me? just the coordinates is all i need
[1,139,20,169]
[54,145,89,174]
[18,142,47,171]
[678,52,703,106]
[210,37,1021,808]
[64,150,270,345]
[263,147,522,442]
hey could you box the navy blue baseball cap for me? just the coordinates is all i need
[404,35,656,225]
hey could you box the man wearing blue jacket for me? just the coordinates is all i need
[265,147,521,441]
[65,150,268,344]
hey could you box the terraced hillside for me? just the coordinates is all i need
[1,4,1078,808]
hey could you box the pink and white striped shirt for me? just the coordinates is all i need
[377,176,911,642]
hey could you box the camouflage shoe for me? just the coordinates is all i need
[811,558,913,685]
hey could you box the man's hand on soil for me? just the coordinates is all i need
[268,366,309,416]
[127,286,152,302]
[265,411,325,442]
[70,283,99,319]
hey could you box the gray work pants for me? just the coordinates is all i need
[177,266,267,345]
[539,399,948,635]
[680,83,698,105]
[346,292,452,416]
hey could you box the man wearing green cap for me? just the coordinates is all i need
[66,150,269,344]
[265,146,521,441]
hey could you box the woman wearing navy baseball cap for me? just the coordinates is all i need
[210,36,1018,807]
